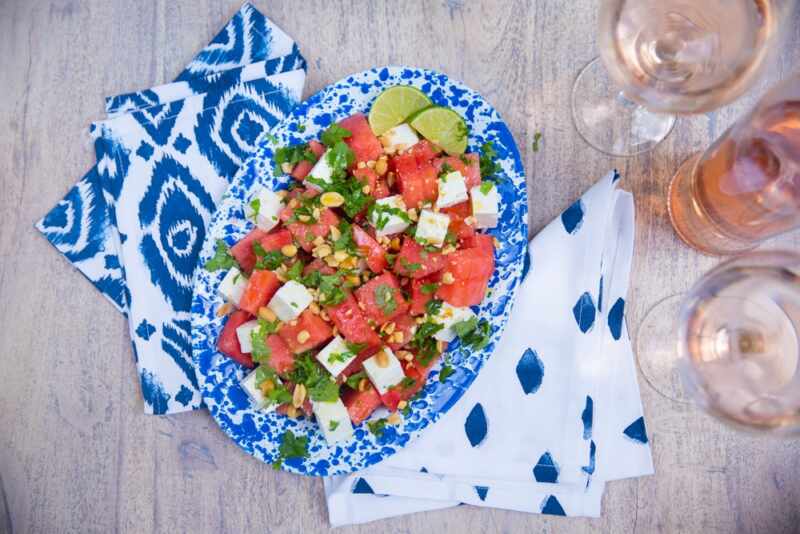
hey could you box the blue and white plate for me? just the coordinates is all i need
[191,66,528,476]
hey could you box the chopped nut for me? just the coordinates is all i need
[329,225,342,241]
[358,378,369,392]
[288,198,300,209]
[407,208,418,222]
[396,350,413,361]
[437,340,448,352]
[258,307,277,322]
[333,250,348,262]
[416,317,426,324]
[381,322,396,335]
[297,214,311,223]
[322,311,331,322]
[442,245,456,255]
[324,256,340,268]
[313,236,325,247]
[312,208,321,220]
[442,272,455,284]
[320,191,345,208]
[292,384,307,408]
[330,325,338,336]
[391,332,404,343]
[375,349,390,368]
[377,235,391,246]
[314,244,332,258]
[357,161,367,169]
[259,378,275,395]
[375,157,388,176]
[289,319,299,327]
[387,172,396,187]
[347,275,361,286]
[281,162,294,174]
[397,400,408,410]
[389,237,401,251]
[309,302,321,314]
[276,273,287,282]
[402,352,414,362]
[286,406,299,418]
[362,185,372,194]
[216,302,232,317]
[387,412,401,425]
[281,244,298,257]
[366,160,376,169]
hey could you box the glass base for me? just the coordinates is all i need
[635,294,692,403]
[667,154,758,256]
[571,57,676,157]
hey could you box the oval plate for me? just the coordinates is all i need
[191,66,528,476]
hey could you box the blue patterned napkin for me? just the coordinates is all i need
[324,172,653,525]
[36,3,306,414]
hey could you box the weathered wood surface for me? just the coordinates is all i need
[1,1,799,533]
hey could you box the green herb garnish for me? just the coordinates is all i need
[369,202,411,231]
[274,144,318,174]
[439,359,455,382]
[249,198,261,218]
[425,299,443,316]
[420,282,439,295]
[479,141,503,184]
[321,124,352,147]
[479,181,494,195]
[374,284,398,316]
[205,240,237,271]
[345,371,367,390]
[399,258,421,273]
[329,420,340,431]
[454,317,492,350]
[273,430,309,469]
[410,321,445,365]
[367,418,387,437]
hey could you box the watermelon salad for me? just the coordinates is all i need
[206,86,503,447]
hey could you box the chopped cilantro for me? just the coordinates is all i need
[346,341,368,354]
[398,376,416,389]
[459,154,471,166]
[479,141,503,184]
[287,352,340,402]
[309,376,340,402]
[400,258,421,273]
[374,284,398,316]
[274,144,318,174]
[532,131,543,152]
[285,260,305,282]
[205,240,236,271]
[297,124,307,133]
[425,298,443,316]
[332,221,360,256]
[410,321,444,365]
[327,351,351,364]
[249,198,261,218]
[317,273,347,306]
[251,322,274,364]
[444,231,458,246]
[320,124,351,147]
[479,181,494,195]
[345,371,367,390]
[420,282,439,295]
[439,359,455,382]
[307,153,373,218]
[455,317,492,350]
[326,141,355,174]
[273,430,309,469]
[367,418,387,437]
[255,250,284,270]
[329,420,340,431]
[369,202,411,231]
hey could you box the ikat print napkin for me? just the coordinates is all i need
[35,3,307,415]
[324,171,654,525]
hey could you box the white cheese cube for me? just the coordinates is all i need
[240,368,279,412]
[380,123,419,155]
[312,398,354,445]
[267,280,313,322]
[362,347,406,395]
[436,171,468,209]
[470,183,500,229]
[431,302,476,342]
[315,336,358,378]
[415,209,450,247]
[245,188,284,232]
[219,267,248,306]
[370,195,410,237]
[235,320,259,354]
[305,150,333,190]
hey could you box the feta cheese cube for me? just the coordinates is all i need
[219,267,248,306]
[415,209,450,247]
[305,150,333,190]
[431,302,476,342]
[315,336,358,378]
[245,188,284,232]
[436,171,468,209]
[370,195,410,237]
[267,280,313,322]
[240,368,279,412]
[379,124,419,155]
[236,320,259,354]
[312,398,354,445]
[362,347,406,395]
[470,183,500,229]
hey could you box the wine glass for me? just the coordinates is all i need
[636,250,800,434]
[571,0,793,157]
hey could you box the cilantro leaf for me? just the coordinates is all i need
[420,282,439,295]
[249,198,261,218]
[273,430,309,469]
[457,318,492,350]
[374,284,397,316]
[479,141,503,184]
[410,321,445,366]
[345,371,367,390]
[309,376,340,402]
[326,141,355,174]
[425,298,443,316]
[284,260,305,283]
[479,181,494,195]
[452,316,478,337]
[205,240,237,271]
[439,362,455,382]
[321,124,352,147]
[329,420,340,431]
[274,144,318,174]
[400,258,421,273]
[367,419,387,437]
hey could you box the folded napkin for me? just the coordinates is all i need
[324,171,654,525]
[36,3,307,414]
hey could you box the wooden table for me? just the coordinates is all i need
[2,1,799,532]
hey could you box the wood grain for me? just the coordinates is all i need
[1,1,799,533]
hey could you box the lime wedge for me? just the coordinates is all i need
[368,86,432,136]
[409,106,469,155]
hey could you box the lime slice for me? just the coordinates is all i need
[409,106,469,155]
[368,86,432,136]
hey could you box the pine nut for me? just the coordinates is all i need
[375,157,388,176]
[387,412,401,425]
[362,185,371,194]
[281,244,298,257]
[292,384,307,408]
[320,191,345,208]
[381,322,396,335]
[314,244,332,258]
[397,400,408,410]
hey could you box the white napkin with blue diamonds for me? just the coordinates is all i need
[35,3,306,415]
[323,171,654,525]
